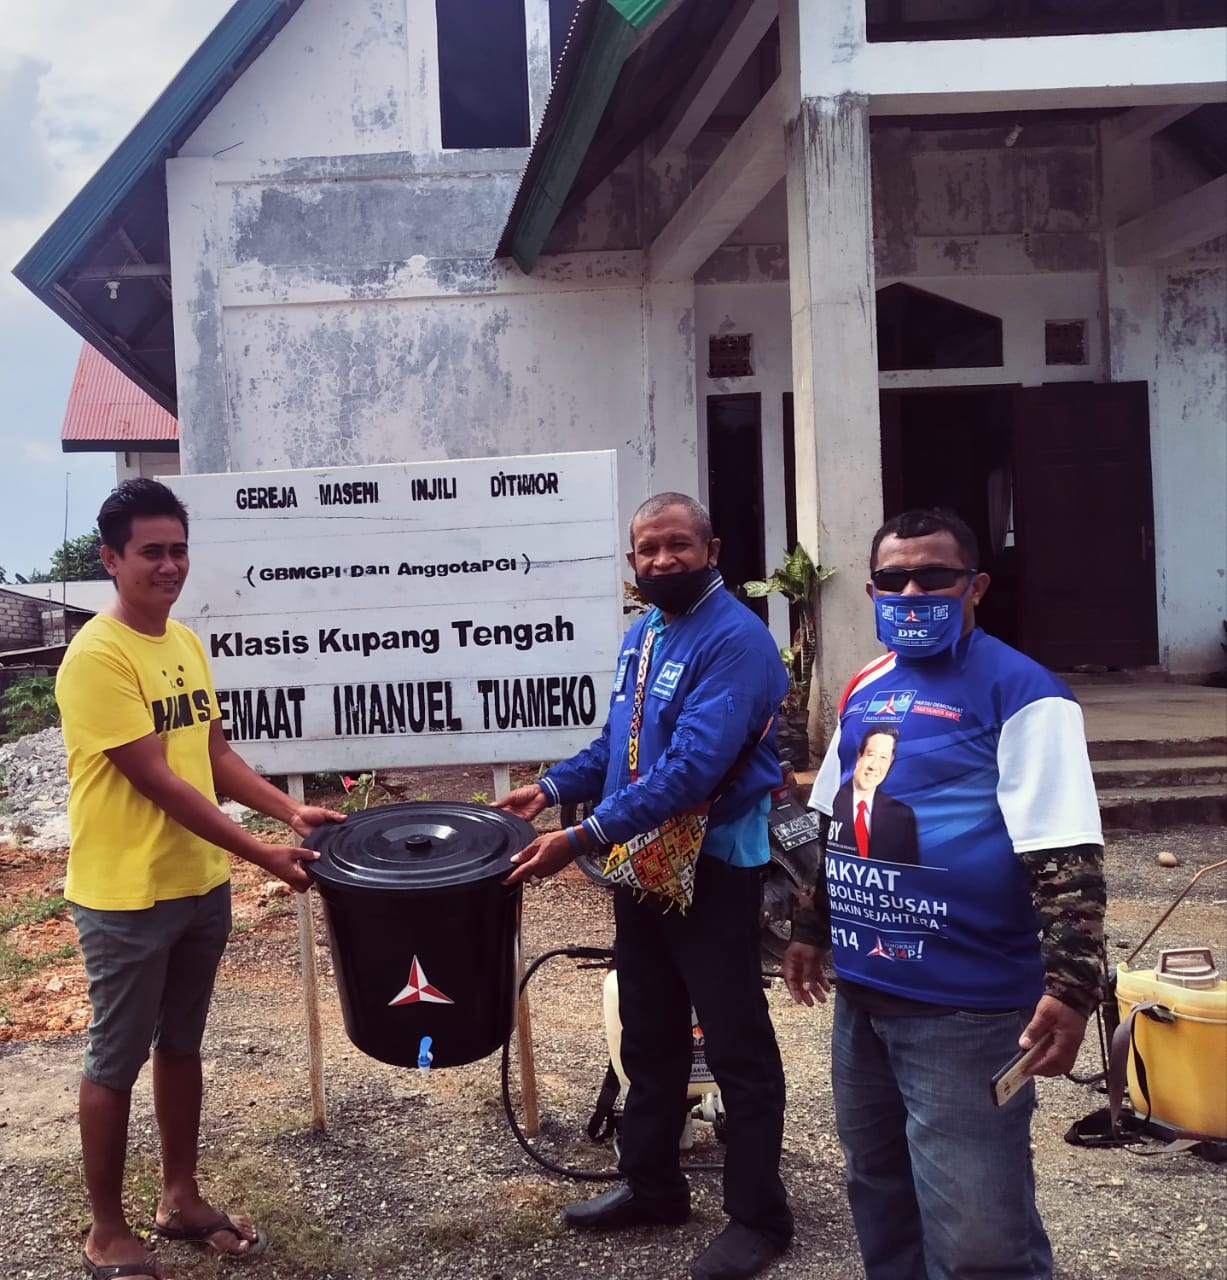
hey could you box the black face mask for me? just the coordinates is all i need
[635,565,713,615]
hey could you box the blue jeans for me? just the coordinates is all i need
[831,992,1053,1280]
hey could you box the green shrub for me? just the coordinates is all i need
[1,676,60,740]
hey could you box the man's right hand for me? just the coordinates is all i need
[491,783,549,822]
[781,941,832,1007]
[251,842,318,893]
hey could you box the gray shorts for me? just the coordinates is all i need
[71,884,231,1090]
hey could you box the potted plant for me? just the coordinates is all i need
[744,544,835,770]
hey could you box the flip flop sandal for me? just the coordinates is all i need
[81,1253,161,1280]
[153,1214,268,1259]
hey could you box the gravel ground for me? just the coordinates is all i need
[2,825,1225,1280]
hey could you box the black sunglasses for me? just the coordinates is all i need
[871,565,974,592]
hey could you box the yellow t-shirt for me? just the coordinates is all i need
[56,614,230,910]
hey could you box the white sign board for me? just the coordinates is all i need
[168,452,622,773]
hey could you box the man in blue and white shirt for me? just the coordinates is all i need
[784,508,1106,1280]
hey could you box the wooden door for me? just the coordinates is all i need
[707,393,766,620]
[1012,382,1158,669]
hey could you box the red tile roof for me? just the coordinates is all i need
[61,343,178,449]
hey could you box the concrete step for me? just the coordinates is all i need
[1097,785,1227,832]
[1088,736,1227,762]
[1091,755,1227,789]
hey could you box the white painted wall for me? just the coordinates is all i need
[695,281,793,644]
[1152,265,1227,675]
[115,451,180,484]
[1102,120,1226,676]
[791,0,1226,112]
[183,0,428,159]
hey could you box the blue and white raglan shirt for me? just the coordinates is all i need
[540,571,788,867]
[806,629,1103,1011]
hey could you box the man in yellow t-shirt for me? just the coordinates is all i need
[56,479,343,1280]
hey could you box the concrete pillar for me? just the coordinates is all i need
[405,0,442,154]
[783,90,882,746]
[636,281,700,532]
[525,0,552,139]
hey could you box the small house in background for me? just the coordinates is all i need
[14,0,1226,740]
[0,587,97,732]
[61,343,179,485]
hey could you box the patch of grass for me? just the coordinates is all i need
[240,811,282,837]
[417,1215,480,1248]
[46,1146,161,1232]
[0,941,27,980]
[198,1149,345,1271]
[0,892,68,932]
[0,894,71,979]
[470,790,489,805]
[0,939,77,980]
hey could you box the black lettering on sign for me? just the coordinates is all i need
[411,477,457,501]
[318,627,440,656]
[451,614,574,652]
[331,681,462,735]
[476,676,597,730]
[211,630,310,658]
[217,688,307,741]
[236,486,298,510]
[318,481,380,506]
[489,470,560,498]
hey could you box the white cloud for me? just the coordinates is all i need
[20,439,64,465]
[0,1,232,574]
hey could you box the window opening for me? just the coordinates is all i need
[876,283,1003,371]
[708,334,754,379]
[1045,320,1088,366]
[437,0,530,149]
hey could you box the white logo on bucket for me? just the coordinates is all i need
[389,956,455,1006]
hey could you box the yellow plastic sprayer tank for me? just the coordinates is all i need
[1115,948,1227,1138]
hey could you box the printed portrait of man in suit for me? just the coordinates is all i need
[831,727,920,864]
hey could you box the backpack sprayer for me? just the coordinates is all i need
[1067,857,1227,1157]
[501,767,823,1180]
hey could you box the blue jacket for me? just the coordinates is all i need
[540,572,788,855]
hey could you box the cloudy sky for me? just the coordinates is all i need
[0,0,233,579]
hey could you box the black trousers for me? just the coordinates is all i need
[613,857,793,1244]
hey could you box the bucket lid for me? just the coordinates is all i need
[305,801,535,893]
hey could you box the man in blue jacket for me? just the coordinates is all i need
[496,493,791,1280]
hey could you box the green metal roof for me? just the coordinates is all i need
[497,0,680,271]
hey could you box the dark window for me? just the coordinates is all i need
[437,0,530,149]
[1045,320,1088,366]
[549,0,582,76]
[707,394,766,620]
[708,334,754,378]
[876,283,1003,371]
[866,0,1224,42]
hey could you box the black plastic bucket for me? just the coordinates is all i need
[305,802,532,1069]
